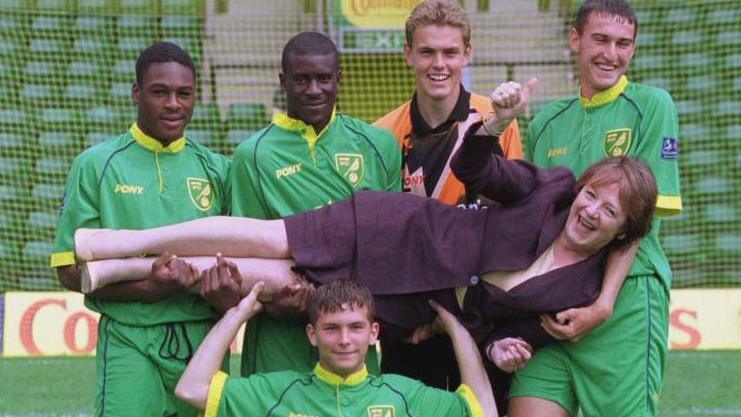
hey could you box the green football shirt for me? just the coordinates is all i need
[205,364,482,417]
[231,110,401,376]
[52,123,231,325]
[527,76,681,289]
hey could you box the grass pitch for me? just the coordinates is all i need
[0,351,739,416]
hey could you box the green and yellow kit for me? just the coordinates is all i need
[205,364,483,417]
[51,123,230,417]
[518,76,682,417]
[230,111,401,376]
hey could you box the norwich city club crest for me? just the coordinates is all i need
[603,128,632,157]
[186,177,213,211]
[367,405,395,417]
[335,153,365,187]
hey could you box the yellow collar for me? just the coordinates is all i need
[579,76,628,108]
[272,109,337,149]
[313,363,368,386]
[130,123,186,153]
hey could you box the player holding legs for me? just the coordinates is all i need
[509,1,682,416]
[51,42,230,417]
[203,32,401,378]
[176,277,496,417]
[374,0,523,389]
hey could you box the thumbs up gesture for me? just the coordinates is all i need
[483,78,539,136]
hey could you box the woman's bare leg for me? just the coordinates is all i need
[75,216,290,261]
[81,256,298,295]
[508,397,570,417]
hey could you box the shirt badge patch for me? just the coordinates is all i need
[603,128,632,157]
[335,153,365,187]
[186,177,213,211]
[367,405,395,417]
[661,137,679,160]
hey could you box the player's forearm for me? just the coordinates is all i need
[57,265,82,292]
[450,323,498,417]
[175,305,244,410]
[595,242,639,313]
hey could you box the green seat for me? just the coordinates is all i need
[672,30,702,47]
[35,0,76,12]
[32,183,65,203]
[29,38,68,57]
[161,16,202,35]
[22,240,54,262]
[120,0,158,14]
[664,8,696,24]
[727,54,741,69]
[117,15,158,35]
[716,31,741,46]
[727,124,741,139]
[0,132,24,150]
[190,102,221,128]
[40,108,80,126]
[74,15,115,36]
[0,15,29,37]
[684,150,720,167]
[24,60,63,81]
[38,131,79,152]
[0,84,18,106]
[67,60,109,81]
[696,177,730,194]
[686,75,716,92]
[680,52,711,69]
[705,205,737,223]
[0,108,31,131]
[21,83,62,104]
[86,131,115,147]
[0,39,24,59]
[117,36,155,59]
[73,37,114,59]
[27,211,58,232]
[109,82,133,105]
[716,234,741,253]
[707,9,737,24]
[0,157,32,181]
[631,54,664,72]
[31,15,72,34]
[78,0,119,13]
[35,157,72,181]
[716,101,741,117]
[227,103,267,129]
[111,59,136,82]
[662,234,699,256]
[186,128,221,148]
[675,100,703,116]
[0,184,30,202]
[162,0,203,15]
[86,105,126,130]
[680,123,711,143]
[0,0,29,10]
[0,211,24,233]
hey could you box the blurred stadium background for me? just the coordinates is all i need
[0,0,739,415]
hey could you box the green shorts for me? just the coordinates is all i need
[509,275,669,417]
[96,316,220,417]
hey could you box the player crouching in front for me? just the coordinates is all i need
[176,264,497,417]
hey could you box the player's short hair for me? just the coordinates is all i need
[405,0,471,48]
[574,0,638,39]
[308,280,376,325]
[576,156,657,248]
[135,41,196,85]
[281,31,339,73]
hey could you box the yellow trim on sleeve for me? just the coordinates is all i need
[656,195,683,217]
[456,384,484,417]
[204,371,228,417]
[50,251,76,268]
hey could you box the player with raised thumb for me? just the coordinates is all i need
[479,78,539,137]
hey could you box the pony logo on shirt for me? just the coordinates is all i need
[335,153,365,187]
[186,177,213,211]
[367,405,395,417]
[602,128,632,157]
